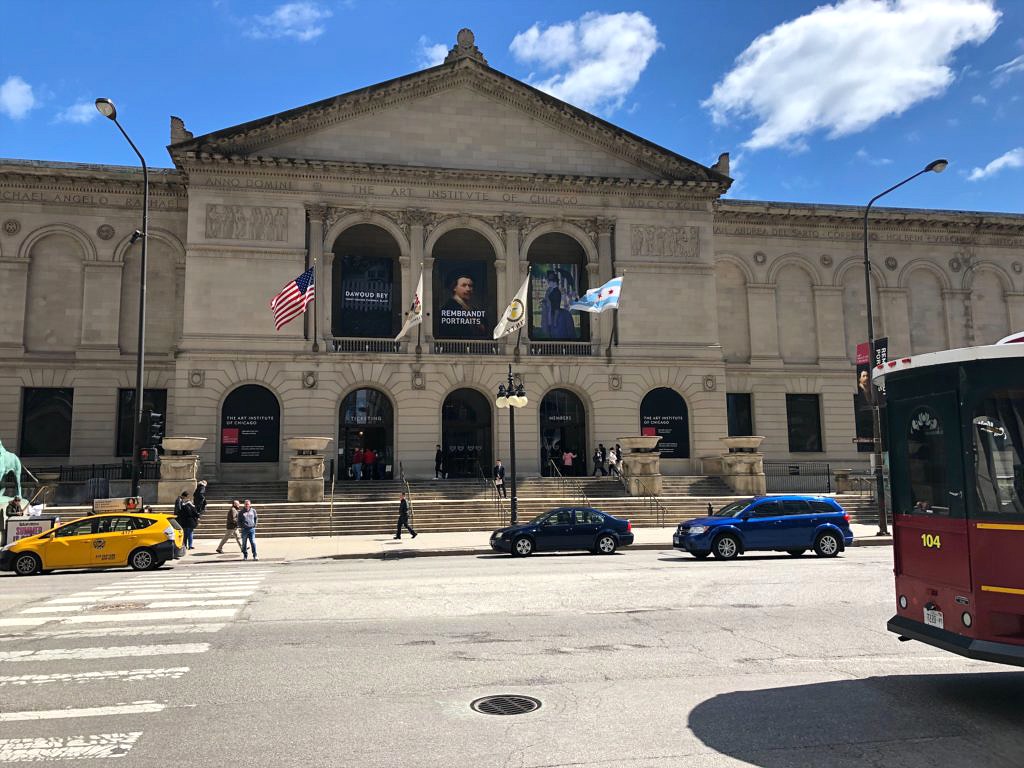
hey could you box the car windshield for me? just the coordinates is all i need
[712,500,750,517]
[528,510,564,524]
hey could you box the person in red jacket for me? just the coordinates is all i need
[363,448,377,480]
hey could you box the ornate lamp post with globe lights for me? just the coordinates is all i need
[496,365,528,525]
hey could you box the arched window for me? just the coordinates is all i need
[441,389,492,477]
[338,388,394,480]
[432,230,496,340]
[527,233,589,341]
[25,234,84,353]
[539,389,587,475]
[640,388,690,459]
[220,385,280,463]
[331,224,402,338]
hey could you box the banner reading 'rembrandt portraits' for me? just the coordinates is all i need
[434,261,491,339]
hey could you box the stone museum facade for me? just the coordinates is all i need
[1,30,1023,482]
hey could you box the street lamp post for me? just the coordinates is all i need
[95,98,149,499]
[863,158,947,535]
[496,364,528,525]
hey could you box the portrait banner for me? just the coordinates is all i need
[529,263,583,340]
[434,260,491,340]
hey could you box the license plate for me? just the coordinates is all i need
[673,536,681,546]
[924,608,944,629]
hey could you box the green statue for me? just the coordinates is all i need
[0,439,24,501]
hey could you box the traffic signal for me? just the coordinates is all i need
[139,447,156,463]
[147,411,164,448]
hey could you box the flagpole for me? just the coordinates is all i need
[311,253,319,352]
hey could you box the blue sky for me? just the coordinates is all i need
[2,0,1022,213]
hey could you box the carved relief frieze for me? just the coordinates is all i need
[630,224,699,261]
[206,204,287,241]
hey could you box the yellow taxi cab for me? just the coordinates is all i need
[1,511,185,576]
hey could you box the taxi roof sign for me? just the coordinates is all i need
[91,496,143,514]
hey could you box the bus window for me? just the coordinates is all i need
[906,404,954,516]
[973,390,1024,520]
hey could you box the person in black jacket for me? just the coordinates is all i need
[493,459,507,498]
[434,444,445,479]
[193,480,208,520]
[394,492,417,539]
[175,491,198,550]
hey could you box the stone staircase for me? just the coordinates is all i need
[192,475,881,539]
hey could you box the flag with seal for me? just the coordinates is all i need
[493,275,530,340]
[395,269,424,341]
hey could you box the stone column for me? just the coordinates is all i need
[747,284,781,360]
[306,204,327,349]
[0,258,29,350]
[79,261,123,354]
[596,217,615,350]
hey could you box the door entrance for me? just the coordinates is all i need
[338,388,394,480]
[441,389,492,478]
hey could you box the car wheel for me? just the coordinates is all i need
[814,532,841,558]
[595,534,617,555]
[129,548,156,571]
[512,537,533,557]
[13,553,41,576]
[787,549,805,557]
[712,534,740,561]
[692,551,710,560]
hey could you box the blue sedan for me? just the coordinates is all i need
[490,507,634,557]
[673,495,854,560]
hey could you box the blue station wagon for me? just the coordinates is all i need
[673,495,854,560]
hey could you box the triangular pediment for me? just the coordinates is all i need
[170,58,729,187]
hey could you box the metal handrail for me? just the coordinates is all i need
[613,464,670,527]
[475,461,507,526]
[546,459,589,506]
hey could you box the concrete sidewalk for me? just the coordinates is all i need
[189,523,892,564]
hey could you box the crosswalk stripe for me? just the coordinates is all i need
[0,732,142,762]
[22,606,89,614]
[0,701,165,722]
[47,591,256,603]
[90,581,265,591]
[143,599,246,609]
[0,667,189,686]
[0,618,48,628]
[59,609,239,625]
[0,643,209,663]
[8,623,227,641]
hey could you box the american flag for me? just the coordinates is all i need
[270,267,315,330]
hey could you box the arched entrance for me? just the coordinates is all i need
[431,229,497,340]
[331,224,402,338]
[540,389,587,476]
[220,385,280,464]
[526,232,589,341]
[640,388,690,459]
[441,389,492,478]
[338,388,394,480]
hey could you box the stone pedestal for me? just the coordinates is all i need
[157,437,207,504]
[287,437,332,502]
[617,435,663,496]
[713,436,767,496]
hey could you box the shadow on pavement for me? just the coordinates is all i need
[688,671,1024,767]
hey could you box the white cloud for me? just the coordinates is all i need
[55,101,98,124]
[968,147,1024,180]
[856,148,893,165]
[971,93,987,105]
[703,0,1000,151]
[0,75,37,120]
[416,36,448,68]
[993,53,1024,85]
[509,11,661,113]
[246,2,331,42]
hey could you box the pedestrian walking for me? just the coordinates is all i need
[215,500,243,554]
[175,491,198,550]
[394,492,417,539]
[238,499,258,561]
[493,459,507,498]
[615,443,624,475]
[194,480,208,521]
[592,444,607,476]
[351,448,364,481]
[4,495,22,519]
[434,444,444,479]
[561,448,577,476]
[607,446,619,478]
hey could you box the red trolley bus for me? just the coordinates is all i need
[876,341,1024,666]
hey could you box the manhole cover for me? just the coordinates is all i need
[470,695,541,716]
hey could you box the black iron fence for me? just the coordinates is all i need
[764,461,832,493]
[21,462,161,483]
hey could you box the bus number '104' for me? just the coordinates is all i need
[921,533,942,549]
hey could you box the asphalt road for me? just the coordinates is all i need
[1,548,1021,767]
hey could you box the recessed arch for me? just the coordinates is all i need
[520,221,597,266]
[833,256,889,290]
[330,223,403,338]
[639,386,690,459]
[714,258,751,363]
[526,232,590,342]
[424,215,504,259]
[24,231,86,353]
[904,266,949,353]
[539,387,588,476]
[219,383,282,464]
[897,259,951,291]
[766,253,821,286]
[440,387,493,478]
[337,386,395,480]
[112,227,185,266]
[323,212,410,258]
[775,262,819,364]
[431,228,498,341]
[18,223,97,263]
[969,266,1011,345]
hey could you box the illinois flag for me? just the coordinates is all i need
[270,267,315,330]
[493,275,530,340]
[569,276,623,313]
[395,269,424,341]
